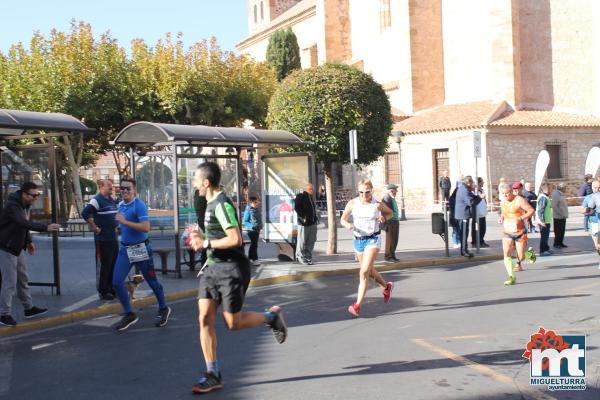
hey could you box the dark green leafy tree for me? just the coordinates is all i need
[266,28,301,81]
[267,63,392,253]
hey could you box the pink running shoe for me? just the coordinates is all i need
[383,282,393,303]
[348,303,361,317]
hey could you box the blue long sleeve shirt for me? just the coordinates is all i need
[242,205,262,232]
[81,194,118,241]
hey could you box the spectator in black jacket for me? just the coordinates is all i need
[579,174,594,232]
[0,182,61,327]
[521,182,538,232]
[294,183,318,265]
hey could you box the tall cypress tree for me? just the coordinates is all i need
[266,28,301,81]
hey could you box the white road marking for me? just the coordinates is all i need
[248,281,306,293]
[83,315,121,328]
[60,294,101,313]
[31,340,66,351]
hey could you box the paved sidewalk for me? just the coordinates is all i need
[1,207,594,336]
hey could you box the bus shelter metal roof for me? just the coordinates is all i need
[112,121,303,147]
[0,109,94,296]
[0,109,94,136]
[113,121,304,278]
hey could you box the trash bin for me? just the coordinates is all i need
[431,212,445,234]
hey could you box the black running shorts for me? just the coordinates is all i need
[197,258,251,313]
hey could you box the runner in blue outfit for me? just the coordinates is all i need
[112,177,170,332]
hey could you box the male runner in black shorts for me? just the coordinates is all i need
[189,162,287,394]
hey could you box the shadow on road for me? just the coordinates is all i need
[250,348,525,385]
[390,294,590,316]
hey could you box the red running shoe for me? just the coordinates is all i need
[348,303,361,317]
[383,282,393,303]
[514,263,523,272]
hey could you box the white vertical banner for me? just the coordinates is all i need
[585,146,600,176]
[534,150,550,195]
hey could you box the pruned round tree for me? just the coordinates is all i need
[266,28,301,81]
[267,63,392,253]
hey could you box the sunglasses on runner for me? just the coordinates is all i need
[120,186,133,191]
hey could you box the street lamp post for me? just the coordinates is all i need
[392,130,407,221]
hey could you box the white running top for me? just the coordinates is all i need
[351,197,380,237]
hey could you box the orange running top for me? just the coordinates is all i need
[501,196,525,234]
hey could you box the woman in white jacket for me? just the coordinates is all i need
[471,177,489,247]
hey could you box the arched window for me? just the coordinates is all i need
[260,2,264,20]
[254,4,257,23]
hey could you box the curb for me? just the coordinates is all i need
[0,254,503,338]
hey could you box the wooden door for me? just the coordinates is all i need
[434,149,449,201]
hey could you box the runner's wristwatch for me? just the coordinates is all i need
[203,239,211,249]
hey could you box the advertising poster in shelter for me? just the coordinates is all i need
[262,153,313,243]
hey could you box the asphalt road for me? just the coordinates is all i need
[2,252,600,400]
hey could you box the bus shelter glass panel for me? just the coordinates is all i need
[134,153,175,243]
[0,146,56,286]
[176,156,240,235]
[262,153,314,244]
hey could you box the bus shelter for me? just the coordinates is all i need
[112,122,304,277]
[0,109,94,294]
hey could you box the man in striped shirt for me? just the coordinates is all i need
[82,179,119,300]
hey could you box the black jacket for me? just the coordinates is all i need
[439,177,451,192]
[0,191,49,256]
[579,183,593,197]
[521,189,538,208]
[294,191,318,226]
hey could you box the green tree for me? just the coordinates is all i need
[267,63,392,253]
[0,21,278,216]
[266,28,301,81]
[80,177,98,197]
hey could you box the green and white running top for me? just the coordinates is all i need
[204,191,245,264]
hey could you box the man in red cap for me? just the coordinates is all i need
[511,181,523,197]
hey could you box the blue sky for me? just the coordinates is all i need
[0,0,249,54]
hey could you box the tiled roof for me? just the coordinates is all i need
[391,107,411,122]
[490,109,600,127]
[393,101,508,134]
[392,101,600,134]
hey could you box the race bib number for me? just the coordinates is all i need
[126,243,150,263]
[503,220,518,233]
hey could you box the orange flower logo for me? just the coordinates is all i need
[523,327,570,371]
